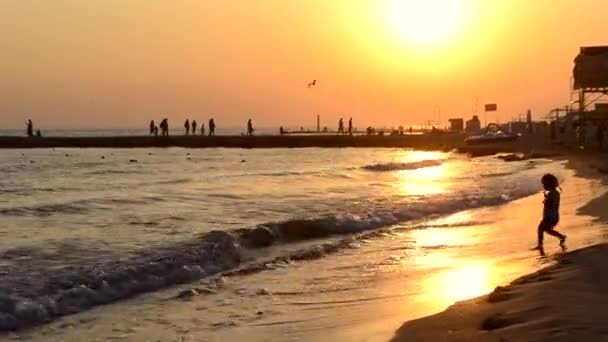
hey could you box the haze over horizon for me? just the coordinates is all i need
[1,0,607,129]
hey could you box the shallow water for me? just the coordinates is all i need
[0,148,559,252]
[0,148,568,330]
[14,169,607,342]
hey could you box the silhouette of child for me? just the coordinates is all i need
[534,173,566,250]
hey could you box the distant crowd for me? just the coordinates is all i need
[148,118,259,137]
[147,118,360,137]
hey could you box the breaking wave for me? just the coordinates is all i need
[0,187,538,331]
[362,159,443,172]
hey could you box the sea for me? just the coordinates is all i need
[3,139,600,340]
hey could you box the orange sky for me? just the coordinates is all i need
[1,0,607,129]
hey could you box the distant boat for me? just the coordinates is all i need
[465,123,519,145]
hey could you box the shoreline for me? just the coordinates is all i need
[391,151,608,342]
[391,243,608,342]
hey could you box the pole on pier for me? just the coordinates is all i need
[317,114,320,133]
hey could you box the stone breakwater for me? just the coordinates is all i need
[0,134,466,149]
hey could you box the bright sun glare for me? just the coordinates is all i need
[386,0,469,46]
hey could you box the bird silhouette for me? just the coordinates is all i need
[307,79,317,88]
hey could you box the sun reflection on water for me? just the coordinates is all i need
[417,260,494,313]
[441,263,491,302]
[393,152,452,196]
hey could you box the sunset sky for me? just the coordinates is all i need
[1,0,607,129]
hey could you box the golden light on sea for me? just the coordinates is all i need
[440,264,491,302]
[394,151,451,196]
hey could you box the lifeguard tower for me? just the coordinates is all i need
[571,46,608,146]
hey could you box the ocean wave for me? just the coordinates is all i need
[86,169,137,176]
[237,192,525,248]
[0,188,20,194]
[481,171,515,178]
[0,188,536,331]
[0,231,241,331]
[256,171,317,177]
[207,193,246,200]
[362,159,443,172]
[0,202,92,217]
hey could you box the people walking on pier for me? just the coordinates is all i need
[338,118,344,135]
[184,119,190,135]
[191,120,197,135]
[160,118,169,136]
[247,119,254,136]
[26,119,33,137]
[149,120,155,135]
[348,117,353,135]
[209,118,216,136]
[201,123,205,136]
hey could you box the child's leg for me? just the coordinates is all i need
[545,228,565,241]
[537,221,547,246]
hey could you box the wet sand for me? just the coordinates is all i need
[392,153,608,342]
[392,244,608,342]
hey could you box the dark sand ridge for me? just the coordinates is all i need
[392,152,608,342]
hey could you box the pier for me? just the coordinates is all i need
[0,133,467,149]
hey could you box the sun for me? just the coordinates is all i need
[386,0,469,47]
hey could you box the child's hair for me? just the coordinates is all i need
[541,173,559,190]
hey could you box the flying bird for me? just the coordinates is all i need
[307,80,317,88]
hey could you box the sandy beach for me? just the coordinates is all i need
[392,152,608,342]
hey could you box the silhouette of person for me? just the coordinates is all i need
[201,123,205,136]
[154,125,159,137]
[209,118,216,136]
[533,174,566,251]
[597,121,605,150]
[192,120,197,135]
[26,119,33,137]
[184,119,190,135]
[161,118,169,136]
[280,126,284,135]
[35,129,41,137]
[247,119,254,136]
[348,117,353,135]
[149,120,155,135]
[338,118,344,135]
